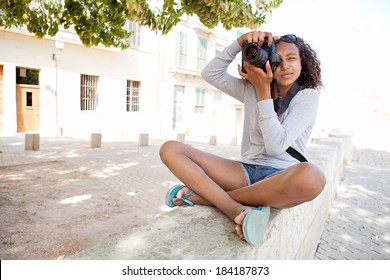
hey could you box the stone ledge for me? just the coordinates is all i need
[69,137,345,260]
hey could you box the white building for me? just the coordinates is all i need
[0,17,244,143]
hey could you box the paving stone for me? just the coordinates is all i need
[1,134,389,260]
[315,146,390,260]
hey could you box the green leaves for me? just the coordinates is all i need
[1,0,131,49]
[61,0,131,49]
[0,0,282,49]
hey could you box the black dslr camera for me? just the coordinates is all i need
[241,38,280,73]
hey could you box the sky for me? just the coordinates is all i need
[263,0,390,94]
[261,0,390,145]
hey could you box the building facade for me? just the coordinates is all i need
[0,17,244,143]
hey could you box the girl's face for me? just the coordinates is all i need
[274,41,302,89]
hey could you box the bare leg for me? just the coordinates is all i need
[228,162,326,208]
[230,163,326,240]
[181,163,326,209]
[160,141,326,240]
[160,141,248,221]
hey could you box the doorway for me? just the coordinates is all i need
[16,67,40,132]
[0,65,3,131]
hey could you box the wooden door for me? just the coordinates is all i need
[0,65,3,131]
[16,85,40,132]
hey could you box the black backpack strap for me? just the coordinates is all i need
[287,147,308,162]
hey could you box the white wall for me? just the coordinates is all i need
[0,29,161,139]
[0,20,242,141]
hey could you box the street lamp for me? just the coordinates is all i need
[52,36,65,60]
[55,37,65,50]
[53,36,65,135]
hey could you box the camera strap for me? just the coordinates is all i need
[273,80,308,162]
[274,81,300,114]
[286,147,308,162]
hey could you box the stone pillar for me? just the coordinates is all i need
[328,130,353,164]
[90,133,102,148]
[177,133,186,143]
[25,133,40,151]
[138,133,149,146]
[209,135,217,146]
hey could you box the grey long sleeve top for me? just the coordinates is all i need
[201,40,319,169]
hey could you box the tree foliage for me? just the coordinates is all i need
[0,0,282,49]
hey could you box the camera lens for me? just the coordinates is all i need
[242,42,270,72]
[245,46,258,60]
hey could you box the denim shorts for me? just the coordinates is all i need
[239,162,284,185]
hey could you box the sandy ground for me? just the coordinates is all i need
[0,160,140,260]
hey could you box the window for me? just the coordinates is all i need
[127,21,141,47]
[26,92,33,107]
[197,37,207,71]
[16,68,39,85]
[80,74,99,111]
[195,88,205,114]
[127,80,140,112]
[173,85,184,130]
[176,31,187,66]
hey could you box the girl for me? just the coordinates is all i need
[160,31,326,245]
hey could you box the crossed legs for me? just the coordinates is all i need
[159,141,326,239]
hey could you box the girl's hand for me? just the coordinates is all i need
[238,61,273,100]
[237,30,275,100]
[237,30,274,47]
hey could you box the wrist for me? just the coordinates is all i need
[255,87,271,101]
[237,37,244,47]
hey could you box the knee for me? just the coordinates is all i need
[159,140,182,164]
[294,163,326,201]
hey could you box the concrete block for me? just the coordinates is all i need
[90,133,102,148]
[209,135,217,146]
[25,133,40,151]
[328,130,353,164]
[68,137,345,260]
[138,133,149,146]
[25,134,33,150]
[33,134,40,150]
[177,133,186,143]
[312,137,344,181]
[308,144,340,200]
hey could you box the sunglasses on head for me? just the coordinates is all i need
[274,34,297,44]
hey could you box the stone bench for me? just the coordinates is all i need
[69,137,345,260]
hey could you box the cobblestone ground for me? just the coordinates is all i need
[1,130,389,260]
[314,148,390,259]
[0,135,243,259]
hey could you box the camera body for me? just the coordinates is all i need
[241,38,281,73]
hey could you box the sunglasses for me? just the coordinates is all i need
[274,34,297,44]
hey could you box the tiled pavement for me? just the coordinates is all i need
[314,148,390,260]
[0,134,389,259]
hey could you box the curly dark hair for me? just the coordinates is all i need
[292,37,323,91]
